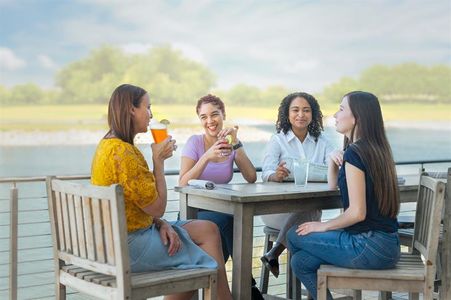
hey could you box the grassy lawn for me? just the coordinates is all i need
[1,103,450,131]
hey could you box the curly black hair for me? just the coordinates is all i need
[276,92,324,141]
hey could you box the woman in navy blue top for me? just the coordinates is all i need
[287,91,400,300]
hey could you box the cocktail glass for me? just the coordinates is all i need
[149,120,168,144]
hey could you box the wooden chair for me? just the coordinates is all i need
[317,175,446,300]
[396,170,448,298]
[46,177,217,300]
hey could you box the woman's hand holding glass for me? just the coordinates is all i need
[151,136,177,162]
[205,139,232,160]
[158,221,182,256]
[217,125,239,144]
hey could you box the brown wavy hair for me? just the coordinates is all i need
[276,92,323,141]
[107,84,147,144]
[196,94,226,117]
[344,91,400,218]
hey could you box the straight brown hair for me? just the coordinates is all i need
[107,84,147,144]
[344,91,400,218]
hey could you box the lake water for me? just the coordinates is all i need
[1,126,450,179]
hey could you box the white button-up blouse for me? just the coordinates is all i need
[261,130,335,182]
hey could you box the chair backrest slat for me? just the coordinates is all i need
[91,197,106,263]
[60,192,72,254]
[74,195,87,258]
[412,175,445,263]
[54,191,66,251]
[82,196,96,260]
[101,199,116,265]
[67,194,80,257]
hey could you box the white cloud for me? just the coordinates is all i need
[282,60,320,73]
[118,42,207,64]
[121,43,153,54]
[37,54,58,70]
[172,43,207,64]
[0,47,26,70]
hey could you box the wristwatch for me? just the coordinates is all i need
[232,140,243,150]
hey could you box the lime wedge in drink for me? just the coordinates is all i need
[160,119,170,126]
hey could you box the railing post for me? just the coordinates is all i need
[9,183,18,300]
[441,168,451,299]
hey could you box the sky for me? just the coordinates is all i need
[0,0,450,92]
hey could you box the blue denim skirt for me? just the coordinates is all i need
[127,220,218,273]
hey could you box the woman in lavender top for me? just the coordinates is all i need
[179,94,257,264]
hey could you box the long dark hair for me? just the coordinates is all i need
[276,92,323,141]
[344,91,399,218]
[107,84,147,144]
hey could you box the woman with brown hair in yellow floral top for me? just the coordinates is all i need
[91,84,232,300]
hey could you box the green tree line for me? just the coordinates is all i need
[1,45,450,106]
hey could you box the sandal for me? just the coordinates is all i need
[260,255,280,278]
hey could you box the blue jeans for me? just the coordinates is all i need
[197,210,234,262]
[287,228,400,300]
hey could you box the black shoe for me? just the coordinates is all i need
[251,277,257,287]
[260,255,280,278]
[251,286,265,300]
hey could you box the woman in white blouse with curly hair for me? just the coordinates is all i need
[260,92,335,278]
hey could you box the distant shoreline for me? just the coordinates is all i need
[384,120,451,130]
[1,120,450,146]
[324,117,451,130]
[0,125,273,146]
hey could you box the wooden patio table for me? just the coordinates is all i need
[176,175,450,299]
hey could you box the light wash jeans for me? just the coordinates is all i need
[260,210,321,246]
[287,228,400,300]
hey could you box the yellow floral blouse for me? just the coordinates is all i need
[91,138,158,232]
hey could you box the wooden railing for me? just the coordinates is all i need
[1,159,450,300]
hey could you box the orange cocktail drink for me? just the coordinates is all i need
[151,127,168,143]
[149,119,169,143]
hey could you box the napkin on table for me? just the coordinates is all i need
[187,179,216,190]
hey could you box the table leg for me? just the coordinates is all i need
[179,193,198,220]
[232,204,254,300]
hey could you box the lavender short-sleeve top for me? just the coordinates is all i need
[181,134,236,184]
